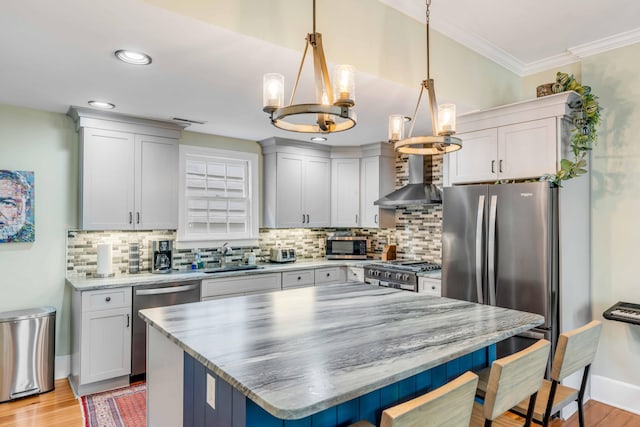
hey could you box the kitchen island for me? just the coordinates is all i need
[140,283,543,427]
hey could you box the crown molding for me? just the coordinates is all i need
[569,27,640,58]
[380,0,640,77]
[520,52,581,76]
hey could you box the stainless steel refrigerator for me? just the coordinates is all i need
[442,182,558,359]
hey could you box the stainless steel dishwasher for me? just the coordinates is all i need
[131,280,200,377]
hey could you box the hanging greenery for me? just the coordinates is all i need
[541,72,602,185]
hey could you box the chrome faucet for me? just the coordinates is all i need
[220,242,233,268]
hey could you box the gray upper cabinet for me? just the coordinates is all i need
[69,107,185,230]
[444,91,580,186]
[260,138,331,228]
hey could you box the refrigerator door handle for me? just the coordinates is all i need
[487,195,498,306]
[475,195,485,304]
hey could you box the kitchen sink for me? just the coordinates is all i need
[202,265,263,274]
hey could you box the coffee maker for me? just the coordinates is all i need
[152,240,173,273]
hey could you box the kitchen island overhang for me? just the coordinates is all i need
[140,283,544,425]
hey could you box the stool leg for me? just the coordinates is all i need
[543,380,559,427]
[577,365,591,427]
[525,392,538,427]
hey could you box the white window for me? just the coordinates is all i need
[178,145,258,244]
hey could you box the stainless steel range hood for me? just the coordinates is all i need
[374,154,442,208]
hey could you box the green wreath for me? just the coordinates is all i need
[541,72,602,185]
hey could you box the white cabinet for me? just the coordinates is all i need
[314,267,347,285]
[201,273,282,300]
[347,266,364,282]
[331,158,360,227]
[448,118,556,184]
[418,277,441,296]
[360,154,395,228]
[261,138,331,228]
[282,269,315,289]
[70,107,184,230]
[71,287,132,396]
[445,92,580,186]
[178,146,259,243]
[330,143,396,229]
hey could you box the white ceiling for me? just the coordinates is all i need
[1,0,638,146]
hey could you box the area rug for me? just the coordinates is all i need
[81,383,146,427]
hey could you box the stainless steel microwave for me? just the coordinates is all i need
[326,235,368,260]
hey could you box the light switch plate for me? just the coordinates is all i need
[206,373,216,409]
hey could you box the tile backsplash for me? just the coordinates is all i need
[66,153,444,277]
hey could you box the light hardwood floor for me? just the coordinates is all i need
[0,379,638,426]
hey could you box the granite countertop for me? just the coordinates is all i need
[139,283,543,420]
[66,259,373,291]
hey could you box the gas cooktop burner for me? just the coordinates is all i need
[368,260,441,272]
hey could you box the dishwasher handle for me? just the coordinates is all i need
[135,283,199,296]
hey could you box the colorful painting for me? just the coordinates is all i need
[0,170,35,243]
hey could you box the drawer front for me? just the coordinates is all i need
[82,288,132,311]
[419,277,441,296]
[202,273,282,298]
[346,267,364,282]
[282,270,315,289]
[314,267,346,285]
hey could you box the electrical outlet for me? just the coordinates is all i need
[206,373,216,409]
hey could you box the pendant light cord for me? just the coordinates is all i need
[426,0,431,80]
[313,0,316,35]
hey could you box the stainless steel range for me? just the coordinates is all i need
[364,261,441,292]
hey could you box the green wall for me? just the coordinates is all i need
[583,44,640,386]
[0,105,77,356]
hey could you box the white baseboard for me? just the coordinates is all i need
[591,374,640,415]
[55,355,71,380]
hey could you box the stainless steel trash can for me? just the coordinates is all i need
[0,306,55,402]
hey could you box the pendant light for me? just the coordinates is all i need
[388,0,461,155]
[262,0,356,134]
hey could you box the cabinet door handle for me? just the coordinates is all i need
[302,214,306,224]
[306,214,310,224]
[136,212,140,224]
[129,212,133,224]
[326,273,330,277]
[126,314,130,328]
[297,276,301,280]
[499,160,503,173]
[105,296,111,302]
[355,214,358,224]
[491,160,495,174]
[374,214,378,224]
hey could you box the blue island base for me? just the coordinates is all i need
[183,345,495,427]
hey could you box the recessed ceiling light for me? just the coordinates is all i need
[88,100,115,109]
[114,49,152,65]
[310,137,327,142]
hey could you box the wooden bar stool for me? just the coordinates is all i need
[470,339,551,427]
[348,371,479,427]
[509,320,602,427]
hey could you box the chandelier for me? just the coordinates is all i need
[388,0,461,155]
[262,0,356,134]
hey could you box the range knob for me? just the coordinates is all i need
[396,273,402,280]
[384,271,392,279]
[402,274,410,281]
[374,270,380,277]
